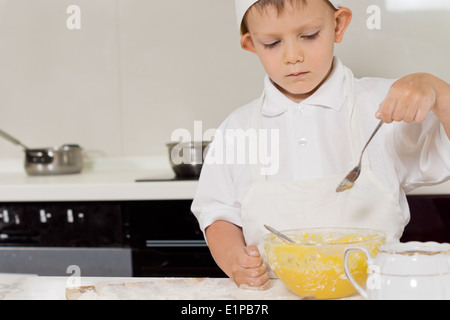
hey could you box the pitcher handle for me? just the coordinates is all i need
[344,247,374,300]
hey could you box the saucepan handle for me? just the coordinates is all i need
[344,247,374,300]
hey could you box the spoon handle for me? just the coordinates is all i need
[359,120,383,163]
[264,225,296,244]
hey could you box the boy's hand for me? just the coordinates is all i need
[376,73,437,124]
[230,245,270,291]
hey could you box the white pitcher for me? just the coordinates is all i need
[344,242,450,300]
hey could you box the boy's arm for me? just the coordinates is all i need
[205,220,270,290]
[377,73,450,139]
[431,75,450,138]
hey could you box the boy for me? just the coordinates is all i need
[192,0,450,290]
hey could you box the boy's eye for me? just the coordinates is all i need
[302,32,320,40]
[263,41,280,49]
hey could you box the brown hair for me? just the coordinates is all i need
[240,0,334,35]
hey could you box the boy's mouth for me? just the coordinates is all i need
[287,71,309,77]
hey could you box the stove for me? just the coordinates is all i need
[135,174,199,182]
[0,198,225,278]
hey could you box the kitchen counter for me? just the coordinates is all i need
[0,274,298,300]
[0,156,449,202]
[0,273,361,300]
[0,156,198,202]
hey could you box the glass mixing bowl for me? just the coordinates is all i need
[263,227,386,299]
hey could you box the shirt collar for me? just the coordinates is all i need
[262,57,347,116]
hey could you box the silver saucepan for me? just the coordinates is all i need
[0,129,83,176]
[166,141,211,178]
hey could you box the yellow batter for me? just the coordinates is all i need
[265,233,382,299]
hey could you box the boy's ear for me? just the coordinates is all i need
[241,33,257,53]
[334,8,352,43]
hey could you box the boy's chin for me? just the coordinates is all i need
[282,86,317,100]
[271,78,318,100]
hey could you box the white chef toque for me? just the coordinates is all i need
[235,0,344,33]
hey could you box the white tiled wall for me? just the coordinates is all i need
[0,0,448,160]
[116,0,263,156]
[336,0,450,81]
[0,0,264,160]
[0,0,122,158]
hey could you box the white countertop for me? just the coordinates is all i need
[0,156,199,202]
[0,156,448,202]
[0,274,361,300]
[0,274,297,300]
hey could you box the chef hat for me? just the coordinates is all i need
[235,0,344,32]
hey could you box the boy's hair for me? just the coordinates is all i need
[240,0,334,35]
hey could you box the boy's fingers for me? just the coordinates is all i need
[378,75,437,124]
[245,245,260,257]
[237,246,264,268]
[391,102,408,122]
[415,107,430,123]
[239,276,271,291]
[403,104,419,123]
[232,246,271,291]
[237,265,271,291]
[378,95,399,123]
[238,253,263,269]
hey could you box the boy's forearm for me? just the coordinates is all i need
[205,220,247,278]
[431,75,450,138]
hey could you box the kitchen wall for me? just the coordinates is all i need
[0,0,449,160]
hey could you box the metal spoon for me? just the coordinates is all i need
[264,225,296,244]
[336,120,384,193]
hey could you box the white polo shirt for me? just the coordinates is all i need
[192,57,450,233]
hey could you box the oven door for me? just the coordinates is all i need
[132,240,225,278]
[125,200,226,277]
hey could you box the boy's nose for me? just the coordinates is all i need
[284,42,304,65]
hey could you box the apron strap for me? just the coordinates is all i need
[249,93,267,182]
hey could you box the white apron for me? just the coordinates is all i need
[240,67,405,274]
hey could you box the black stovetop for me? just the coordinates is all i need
[135,175,198,182]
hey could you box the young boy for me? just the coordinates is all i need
[191,0,450,290]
